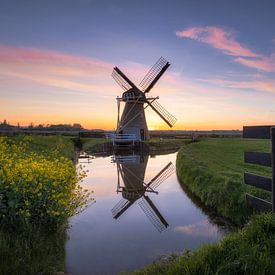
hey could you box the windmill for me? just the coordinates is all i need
[111,153,175,232]
[112,57,177,141]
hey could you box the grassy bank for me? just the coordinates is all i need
[81,137,107,153]
[0,135,90,274]
[0,225,67,275]
[146,138,191,153]
[133,138,275,274]
[133,213,275,275]
[177,138,271,225]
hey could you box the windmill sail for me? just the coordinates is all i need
[147,162,175,190]
[147,100,177,127]
[112,68,133,91]
[139,57,170,93]
[112,198,135,219]
[139,196,169,232]
[113,67,138,90]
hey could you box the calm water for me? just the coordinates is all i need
[66,152,230,275]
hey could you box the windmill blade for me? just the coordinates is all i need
[139,196,169,232]
[112,66,138,91]
[147,99,177,127]
[139,57,170,93]
[112,198,135,219]
[112,68,132,91]
[146,162,175,190]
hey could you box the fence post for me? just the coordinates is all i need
[271,127,275,213]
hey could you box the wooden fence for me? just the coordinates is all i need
[243,126,275,213]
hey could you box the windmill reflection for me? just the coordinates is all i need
[111,152,174,232]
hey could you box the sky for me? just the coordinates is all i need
[1,0,275,130]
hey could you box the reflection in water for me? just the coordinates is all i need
[175,219,220,237]
[66,152,233,275]
[111,153,174,232]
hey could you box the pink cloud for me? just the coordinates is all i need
[0,44,112,72]
[175,220,218,237]
[0,44,118,95]
[200,78,275,93]
[176,26,258,57]
[176,26,275,73]
[235,55,275,72]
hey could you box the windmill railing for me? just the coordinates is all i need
[107,133,138,141]
[111,155,140,163]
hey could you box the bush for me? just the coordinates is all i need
[0,136,89,224]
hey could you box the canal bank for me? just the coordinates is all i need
[133,138,275,274]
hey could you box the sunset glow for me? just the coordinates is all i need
[1,1,275,130]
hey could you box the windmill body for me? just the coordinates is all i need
[119,154,148,198]
[112,57,177,142]
[118,89,149,140]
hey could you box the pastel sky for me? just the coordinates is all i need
[1,0,275,130]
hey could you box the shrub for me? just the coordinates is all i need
[0,136,90,224]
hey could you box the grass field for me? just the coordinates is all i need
[133,138,275,274]
[81,137,107,152]
[177,138,271,225]
[146,138,191,153]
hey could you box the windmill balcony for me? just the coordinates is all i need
[108,133,140,146]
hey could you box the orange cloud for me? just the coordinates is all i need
[176,26,258,57]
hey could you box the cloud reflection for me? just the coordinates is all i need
[175,219,218,237]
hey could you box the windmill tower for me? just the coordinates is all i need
[112,57,177,141]
[111,152,175,232]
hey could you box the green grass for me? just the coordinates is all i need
[146,138,191,153]
[133,213,275,275]
[0,225,66,275]
[81,137,107,152]
[7,135,75,160]
[132,138,275,274]
[176,138,271,225]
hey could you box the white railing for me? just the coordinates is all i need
[107,133,138,141]
[111,155,139,163]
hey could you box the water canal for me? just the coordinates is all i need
[66,151,232,275]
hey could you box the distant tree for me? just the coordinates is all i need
[72,123,83,130]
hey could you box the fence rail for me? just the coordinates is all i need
[243,125,275,213]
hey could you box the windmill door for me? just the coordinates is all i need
[140,129,145,140]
